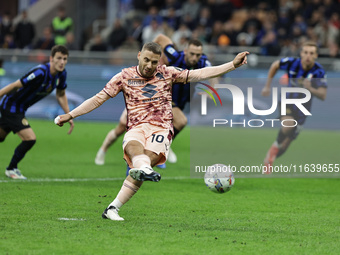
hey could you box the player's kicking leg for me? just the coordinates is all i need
[126,142,161,182]
[125,124,170,182]
[101,124,170,221]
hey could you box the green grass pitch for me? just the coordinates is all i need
[0,119,339,254]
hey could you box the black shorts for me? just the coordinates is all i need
[172,101,183,110]
[280,104,307,125]
[0,110,31,134]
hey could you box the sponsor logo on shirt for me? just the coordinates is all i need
[128,80,145,86]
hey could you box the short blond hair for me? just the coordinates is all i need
[301,41,318,53]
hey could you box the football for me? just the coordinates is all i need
[204,164,235,193]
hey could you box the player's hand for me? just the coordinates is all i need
[261,86,271,97]
[233,51,249,68]
[54,113,73,127]
[67,119,74,135]
[302,78,312,90]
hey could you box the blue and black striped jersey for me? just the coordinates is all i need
[0,63,67,113]
[279,57,326,112]
[163,44,211,109]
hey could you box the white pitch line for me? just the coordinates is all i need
[1,173,337,183]
[0,176,191,183]
[58,218,86,221]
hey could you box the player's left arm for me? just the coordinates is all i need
[0,79,23,98]
[56,88,74,134]
[187,52,249,82]
[302,71,327,101]
[153,34,173,66]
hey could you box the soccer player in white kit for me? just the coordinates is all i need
[55,42,248,221]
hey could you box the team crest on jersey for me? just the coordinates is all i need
[27,73,36,81]
[22,118,29,126]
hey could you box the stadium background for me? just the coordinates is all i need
[1,1,340,254]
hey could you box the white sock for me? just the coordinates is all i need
[132,154,151,168]
[108,179,140,210]
[109,198,123,210]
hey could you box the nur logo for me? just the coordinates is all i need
[197,82,222,107]
[199,84,312,116]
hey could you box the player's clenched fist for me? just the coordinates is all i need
[233,51,249,68]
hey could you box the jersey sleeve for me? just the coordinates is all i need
[279,57,295,71]
[20,68,45,87]
[166,66,190,84]
[103,72,123,97]
[56,70,67,90]
[313,69,327,88]
[163,44,180,65]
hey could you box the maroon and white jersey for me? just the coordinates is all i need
[103,65,189,131]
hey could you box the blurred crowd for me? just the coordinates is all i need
[0,6,75,52]
[1,0,340,57]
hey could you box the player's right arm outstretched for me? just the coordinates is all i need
[55,90,111,126]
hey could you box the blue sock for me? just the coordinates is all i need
[8,140,36,170]
[126,165,131,176]
[156,163,166,169]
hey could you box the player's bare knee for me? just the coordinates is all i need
[179,117,188,129]
[125,141,144,158]
[281,126,295,135]
[174,116,187,130]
